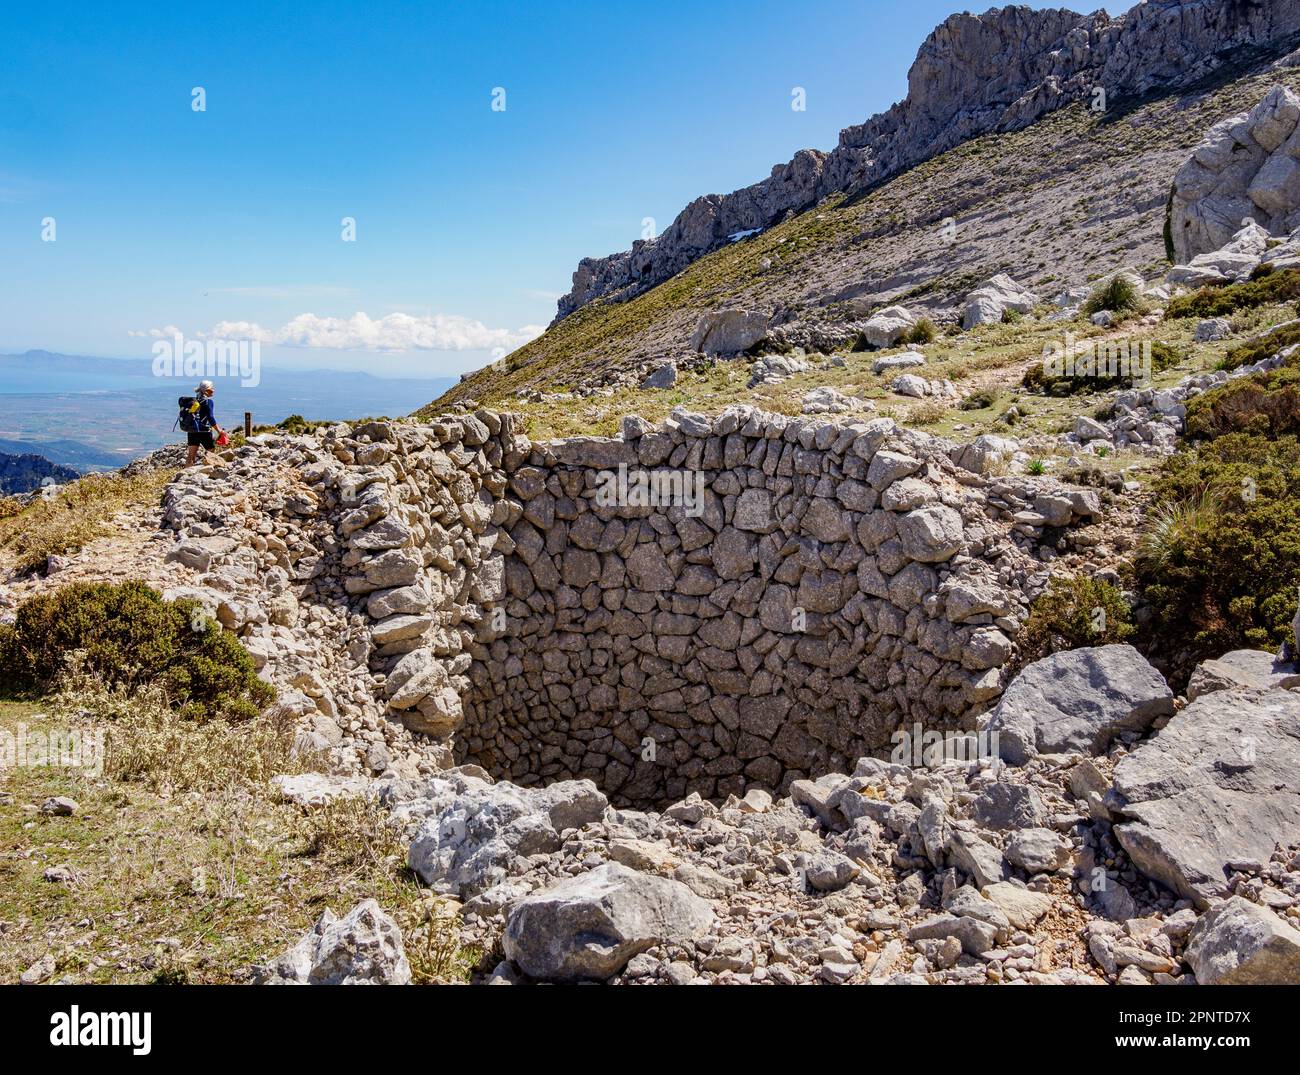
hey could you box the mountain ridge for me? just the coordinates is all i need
[554,0,1300,323]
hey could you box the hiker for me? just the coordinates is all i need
[178,380,226,466]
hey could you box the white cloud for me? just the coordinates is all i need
[136,312,545,353]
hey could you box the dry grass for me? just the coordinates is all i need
[50,666,301,793]
[0,468,177,573]
[0,677,475,984]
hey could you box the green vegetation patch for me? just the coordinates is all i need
[0,468,177,574]
[1082,275,1144,317]
[0,580,274,721]
[1164,269,1300,320]
[1185,347,1300,439]
[1135,431,1300,673]
[1220,318,1300,371]
[1022,340,1182,396]
[1018,576,1134,663]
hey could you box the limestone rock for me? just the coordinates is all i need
[641,361,677,389]
[1112,687,1300,907]
[961,274,1038,329]
[1186,649,1300,700]
[259,900,411,985]
[1170,85,1300,262]
[406,775,608,897]
[1184,896,1300,985]
[502,863,715,981]
[860,305,916,349]
[982,645,1173,765]
[691,309,768,354]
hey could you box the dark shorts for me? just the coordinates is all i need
[187,431,215,450]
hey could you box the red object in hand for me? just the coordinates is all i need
[216,431,230,447]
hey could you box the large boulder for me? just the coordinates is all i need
[691,308,768,355]
[961,274,1038,329]
[1184,896,1300,985]
[640,360,677,389]
[1170,85,1300,263]
[1186,649,1300,700]
[980,644,1173,765]
[502,863,715,980]
[951,434,1018,476]
[258,900,411,985]
[860,305,916,349]
[1112,687,1300,908]
[1167,220,1272,286]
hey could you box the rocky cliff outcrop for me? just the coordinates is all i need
[1170,82,1300,261]
[0,451,78,496]
[555,0,1300,322]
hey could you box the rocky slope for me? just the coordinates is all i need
[555,0,1300,323]
[435,61,1300,408]
[266,641,1300,986]
[4,402,1298,986]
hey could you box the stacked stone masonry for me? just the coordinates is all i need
[162,408,1101,806]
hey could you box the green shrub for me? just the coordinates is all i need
[1220,319,1300,371]
[905,318,937,345]
[1022,339,1182,395]
[1164,269,1300,320]
[1135,432,1300,674]
[959,386,1001,411]
[0,581,274,721]
[1018,576,1134,662]
[1082,275,1143,317]
[1185,350,1300,439]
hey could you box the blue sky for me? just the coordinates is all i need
[1,0,1062,377]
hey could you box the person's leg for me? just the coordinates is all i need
[186,445,198,466]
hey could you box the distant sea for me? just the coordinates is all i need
[0,351,457,471]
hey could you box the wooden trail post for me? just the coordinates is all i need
[244,412,252,438]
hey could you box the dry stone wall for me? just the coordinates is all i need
[454,406,1099,804]
[158,408,1102,806]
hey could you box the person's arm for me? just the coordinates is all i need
[203,397,222,433]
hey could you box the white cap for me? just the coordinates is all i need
[198,380,215,392]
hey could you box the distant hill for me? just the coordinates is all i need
[0,352,456,466]
[0,451,79,495]
[0,436,125,471]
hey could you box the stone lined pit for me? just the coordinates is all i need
[160,408,1102,807]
